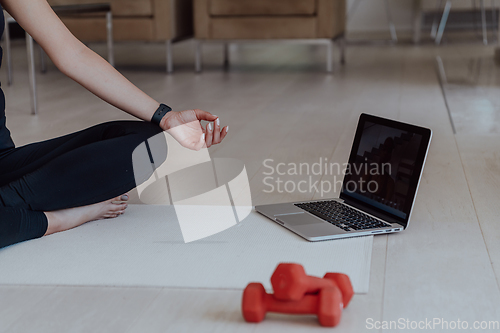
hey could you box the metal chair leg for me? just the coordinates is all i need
[431,0,444,38]
[106,11,114,67]
[26,33,38,115]
[435,1,452,45]
[195,40,202,72]
[166,40,173,73]
[4,15,12,86]
[480,0,488,45]
[383,0,398,42]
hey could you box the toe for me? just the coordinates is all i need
[110,203,127,212]
[111,194,128,204]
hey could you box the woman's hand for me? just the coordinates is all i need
[1,0,229,149]
[160,109,228,150]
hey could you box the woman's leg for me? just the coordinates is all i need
[0,207,47,249]
[0,196,127,249]
[0,120,165,211]
[0,120,166,249]
[0,120,164,188]
[43,195,128,235]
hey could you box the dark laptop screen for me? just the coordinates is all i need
[340,114,431,225]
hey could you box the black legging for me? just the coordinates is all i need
[0,120,165,249]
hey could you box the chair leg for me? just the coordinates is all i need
[26,33,38,115]
[166,40,173,73]
[195,40,202,72]
[383,0,398,42]
[431,0,444,38]
[480,0,488,45]
[223,42,229,69]
[326,40,333,73]
[106,11,115,67]
[435,1,452,45]
[5,17,12,86]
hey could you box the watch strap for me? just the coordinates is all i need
[151,103,172,126]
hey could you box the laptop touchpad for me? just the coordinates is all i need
[277,213,323,226]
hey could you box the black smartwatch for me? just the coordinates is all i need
[151,103,172,126]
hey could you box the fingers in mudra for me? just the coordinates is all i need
[213,118,221,144]
[161,109,228,150]
[206,118,228,146]
[206,122,214,148]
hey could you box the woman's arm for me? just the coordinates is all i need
[1,0,160,121]
[1,0,228,149]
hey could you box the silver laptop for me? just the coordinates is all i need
[256,113,432,241]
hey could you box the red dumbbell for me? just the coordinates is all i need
[271,263,354,307]
[323,272,354,308]
[242,282,343,327]
[271,263,335,301]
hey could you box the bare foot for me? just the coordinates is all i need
[43,193,129,236]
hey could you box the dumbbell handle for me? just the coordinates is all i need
[264,293,319,314]
[272,271,335,301]
[302,275,335,294]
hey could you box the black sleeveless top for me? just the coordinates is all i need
[0,5,15,154]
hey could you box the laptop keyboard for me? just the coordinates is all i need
[295,200,392,232]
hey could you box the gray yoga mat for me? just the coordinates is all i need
[0,205,373,293]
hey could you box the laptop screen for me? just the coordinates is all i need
[340,114,432,226]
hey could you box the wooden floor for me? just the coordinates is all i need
[1,39,500,332]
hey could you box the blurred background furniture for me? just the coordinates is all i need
[47,0,194,72]
[431,0,488,44]
[193,0,346,72]
[4,11,41,115]
[3,3,114,115]
[413,0,499,44]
